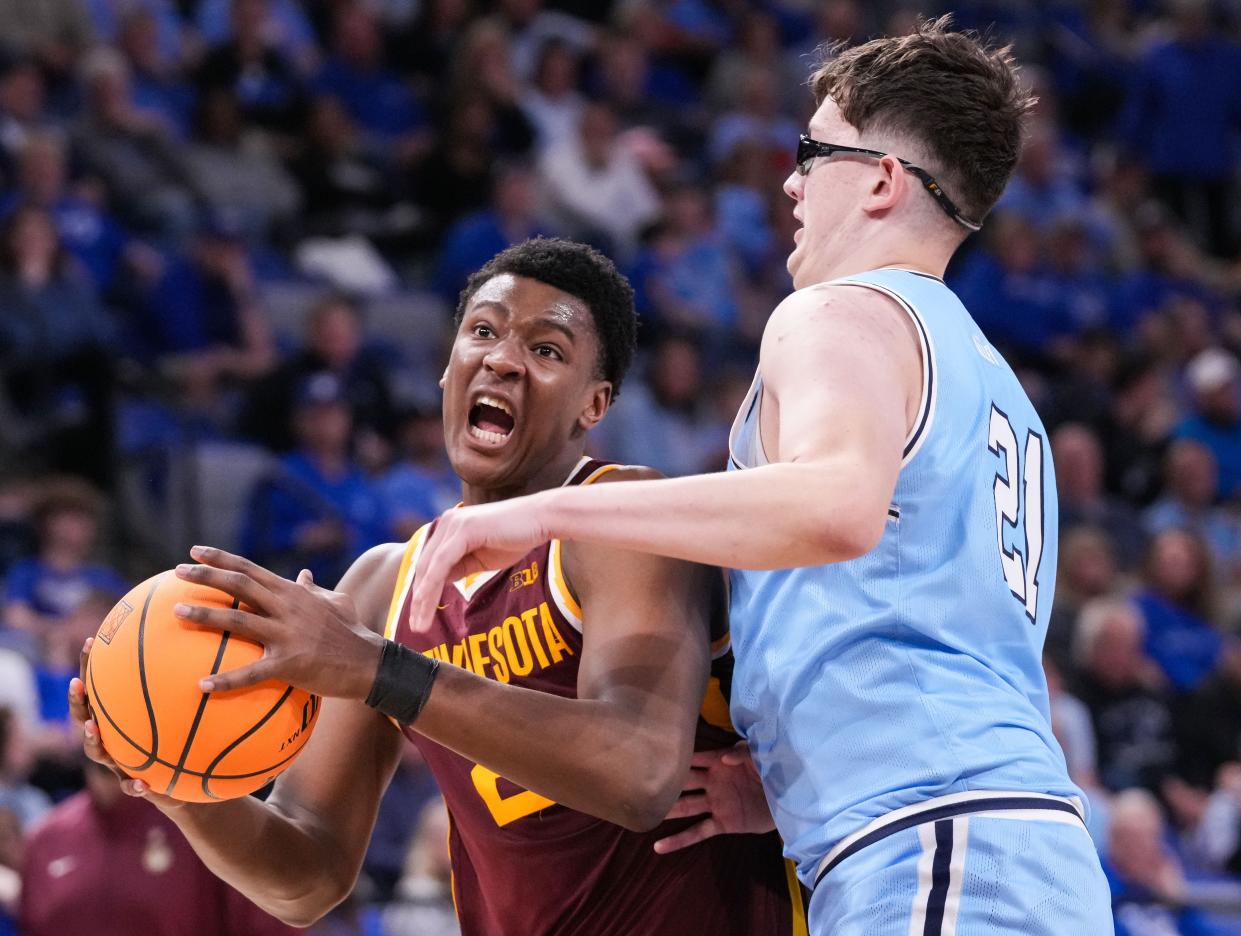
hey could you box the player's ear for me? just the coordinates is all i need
[576,381,612,432]
[867,154,906,215]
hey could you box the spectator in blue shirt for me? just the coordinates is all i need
[379,404,459,543]
[627,184,738,342]
[0,131,130,292]
[1116,1,1241,257]
[433,161,553,302]
[314,2,425,143]
[1133,529,1222,695]
[1177,348,1241,502]
[949,212,1075,365]
[116,8,195,139]
[240,372,388,586]
[1,479,125,639]
[131,218,275,414]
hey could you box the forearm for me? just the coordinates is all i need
[162,795,350,926]
[539,460,887,570]
[416,664,689,830]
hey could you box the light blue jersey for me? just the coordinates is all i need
[728,268,1084,889]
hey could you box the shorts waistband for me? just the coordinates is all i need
[813,790,1087,889]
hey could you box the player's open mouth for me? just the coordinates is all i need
[468,394,516,445]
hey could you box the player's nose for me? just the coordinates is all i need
[482,338,525,379]
[783,170,803,202]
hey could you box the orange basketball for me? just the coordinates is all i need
[85,570,320,802]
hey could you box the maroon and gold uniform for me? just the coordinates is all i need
[384,458,806,936]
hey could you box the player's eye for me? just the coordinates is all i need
[472,323,495,338]
[534,345,562,360]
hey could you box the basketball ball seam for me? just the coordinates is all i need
[133,574,164,770]
[164,618,233,797]
[87,659,317,782]
[199,685,295,799]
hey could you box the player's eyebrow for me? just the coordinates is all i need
[467,299,511,318]
[532,315,578,343]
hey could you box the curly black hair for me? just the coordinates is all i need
[455,237,637,397]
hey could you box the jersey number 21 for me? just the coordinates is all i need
[987,404,1044,622]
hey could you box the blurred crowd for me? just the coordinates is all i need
[0,0,1238,933]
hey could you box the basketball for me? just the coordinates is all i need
[84,570,320,803]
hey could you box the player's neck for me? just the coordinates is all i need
[807,228,955,284]
[459,447,587,507]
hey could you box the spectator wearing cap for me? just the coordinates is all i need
[1177,348,1241,502]
[239,372,388,585]
[240,293,396,453]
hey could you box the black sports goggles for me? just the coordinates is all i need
[795,133,982,232]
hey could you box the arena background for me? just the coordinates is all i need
[0,0,1238,933]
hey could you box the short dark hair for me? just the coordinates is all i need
[455,238,637,397]
[808,16,1033,225]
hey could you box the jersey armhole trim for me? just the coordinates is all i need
[835,279,937,466]
[548,538,584,632]
[384,525,431,641]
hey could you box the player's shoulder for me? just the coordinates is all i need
[763,280,922,378]
[767,280,912,337]
[349,540,411,580]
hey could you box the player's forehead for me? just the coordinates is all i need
[807,99,860,144]
[463,273,592,334]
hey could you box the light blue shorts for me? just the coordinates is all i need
[807,793,1115,935]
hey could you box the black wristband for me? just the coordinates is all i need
[365,640,440,726]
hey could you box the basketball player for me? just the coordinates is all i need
[70,239,802,934]
[399,20,1116,936]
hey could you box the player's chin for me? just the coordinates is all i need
[451,438,523,485]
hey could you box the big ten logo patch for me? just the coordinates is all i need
[98,600,134,645]
[510,561,539,591]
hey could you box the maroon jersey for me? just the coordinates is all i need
[384,458,804,936]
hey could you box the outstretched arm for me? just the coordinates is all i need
[407,285,922,629]
[173,504,715,833]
